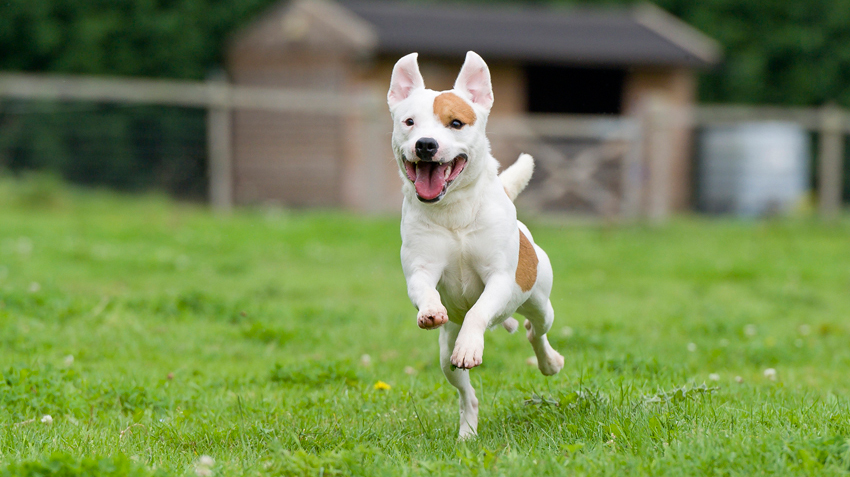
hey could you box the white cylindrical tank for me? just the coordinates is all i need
[699,122,810,216]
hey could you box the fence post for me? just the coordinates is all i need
[646,97,672,224]
[620,117,644,221]
[206,75,233,212]
[818,104,845,220]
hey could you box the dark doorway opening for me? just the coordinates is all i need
[525,64,626,115]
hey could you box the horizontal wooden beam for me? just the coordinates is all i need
[490,114,639,140]
[695,104,850,132]
[0,72,359,115]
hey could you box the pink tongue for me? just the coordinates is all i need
[414,162,449,200]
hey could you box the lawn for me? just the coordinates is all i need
[1,174,850,476]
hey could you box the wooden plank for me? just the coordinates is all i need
[490,115,638,140]
[0,72,356,115]
[646,98,672,224]
[620,122,644,221]
[695,105,824,130]
[818,105,845,220]
[206,76,233,212]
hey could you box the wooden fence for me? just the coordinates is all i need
[0,71,846,220]
[0,72,372,211]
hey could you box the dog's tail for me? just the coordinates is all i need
[499,153,534,202]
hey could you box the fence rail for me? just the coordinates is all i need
[0,72,358,114]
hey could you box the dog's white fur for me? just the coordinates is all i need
[388,51,564,439]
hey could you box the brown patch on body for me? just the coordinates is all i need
[516,230,538,292]
[434,92,476,127]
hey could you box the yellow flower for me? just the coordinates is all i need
[373,381,392,391]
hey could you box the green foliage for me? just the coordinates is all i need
[650,0,850,107]
[0,363,171,420]
[643,383,719,404]
[0,102,206,197]
[0,454,165,477]
[269,361,361,387]
[0,0,277,80]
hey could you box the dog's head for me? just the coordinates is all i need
[387,51,494,204]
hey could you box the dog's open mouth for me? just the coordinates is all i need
[403,155,468,203]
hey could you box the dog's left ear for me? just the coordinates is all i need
[454,51,493,111]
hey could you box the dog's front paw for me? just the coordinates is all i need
[451,333,484,369]
[417,304,448,330]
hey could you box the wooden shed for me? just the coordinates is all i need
[226,0,721,213]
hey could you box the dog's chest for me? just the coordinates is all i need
[436,232,486,318]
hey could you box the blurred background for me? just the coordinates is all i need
[0,0,848,221]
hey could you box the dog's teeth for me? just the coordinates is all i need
[444,165,452,179]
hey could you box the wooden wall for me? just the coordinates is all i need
[229,56,346,206]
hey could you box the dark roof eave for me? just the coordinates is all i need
[372,45,717,70]
[341,0,722,69]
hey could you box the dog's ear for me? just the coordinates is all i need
[388,53,425,108]
[454,51,493,111]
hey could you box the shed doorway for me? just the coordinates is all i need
[525,64,626,115]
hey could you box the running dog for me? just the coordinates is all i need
[387,51,564,439]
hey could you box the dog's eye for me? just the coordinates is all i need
[404,118,414,127]
[449,119,464,129]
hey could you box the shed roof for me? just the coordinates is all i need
[230,0,722,68]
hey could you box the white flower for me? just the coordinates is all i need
[708,373,720,381]
[28,282,41,293]
[194,455,214,477]
[40,415,53,425]
[744,324,757,337]
[735,376,743,383]
[687,343,697,352]
[63,355,74,367]
[360,354,371,366]
[763,368,777,380]
[403,366,416,375]
[560,326,574,337]
[525,356,538,366]
[798,324,811,336]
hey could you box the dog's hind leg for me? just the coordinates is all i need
[439,321,479,439]
[519,296,564,376]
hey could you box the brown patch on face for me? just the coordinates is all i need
[434,92,476,128]
[516,230,538,292]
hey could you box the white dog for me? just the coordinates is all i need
[387,51,565,439]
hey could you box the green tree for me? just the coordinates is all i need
[0,0,276,80]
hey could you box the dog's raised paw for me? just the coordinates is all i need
[417,305,448,330]
[451,334,484,369]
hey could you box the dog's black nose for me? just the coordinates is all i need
[415,137,439,161]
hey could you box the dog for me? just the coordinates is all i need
[387,51,565,439]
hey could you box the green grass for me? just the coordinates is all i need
[1,174,850,475]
